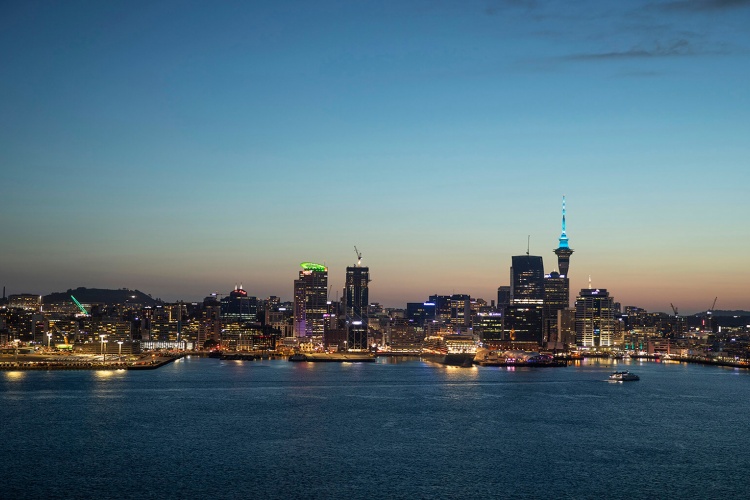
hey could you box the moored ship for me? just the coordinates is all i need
[421,334,477,366]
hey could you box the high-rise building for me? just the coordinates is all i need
[345,264,369,350]
[510,255,545,303]
[221,285,257,323]
[575,288,616,348]
[450,294,471,330]
[507,255,545,344]
[497,286,510,313]
[293,262,328,338]
[544,271,569,344]
[406,302,436,327]
[428,295,452,326]
[553,196,574,278]
[475,313,504,343]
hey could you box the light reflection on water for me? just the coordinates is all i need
[3,371,25,381]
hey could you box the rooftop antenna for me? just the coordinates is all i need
[526,235,530,256]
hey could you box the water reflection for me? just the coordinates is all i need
[4,371,25,381]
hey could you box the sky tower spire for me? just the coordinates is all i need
[553,195,574,277]
[559,195,569,249]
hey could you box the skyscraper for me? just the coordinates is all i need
[293,262,328,338]
[553,196,574,278]
[220,285,257,323]
[543,271,569,344]
[506,255,545,344]
[345,263,369,350]
[575,288,616,348]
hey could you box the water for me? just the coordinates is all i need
[2,357,749,499]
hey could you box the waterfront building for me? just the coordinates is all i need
[293,262,328,338]
[575,288,617,348]
[345,264,370,350]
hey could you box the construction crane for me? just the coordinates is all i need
[704,297,718,332]
[70,295,89,316]
[670,303,678,317]
[354,246,362,266]
[709,297,718,314]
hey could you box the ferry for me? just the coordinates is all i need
[609,371,640,382]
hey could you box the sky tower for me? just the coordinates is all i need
[553,196,574,277]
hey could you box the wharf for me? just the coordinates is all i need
[0,353,183,371]
[476,360,568,367]
[288,353,376,363]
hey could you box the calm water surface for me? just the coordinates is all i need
[2,357,749,499]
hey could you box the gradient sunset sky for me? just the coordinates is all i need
[1,0,748,313]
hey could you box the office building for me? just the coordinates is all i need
[475,312,504,343]
[221,285,258,323]
[575,288,616,348]
[406,302,436,327]
[293,262,328,338]
[345,263,369,350]
[544,271,569,344]
[450,294,471,330]
[506,254,545,344]
[497,286,510,313]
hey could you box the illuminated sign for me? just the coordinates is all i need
[300,262,327,272]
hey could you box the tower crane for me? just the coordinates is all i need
[670,303,678,317]
[704,297,718,332]
[354,246,362,267]
[709,297,718,314]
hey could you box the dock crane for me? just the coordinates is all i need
[354,246,362,267]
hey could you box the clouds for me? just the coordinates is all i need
[564,39,695,61]
[659,0,750,12]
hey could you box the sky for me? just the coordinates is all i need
[1,0,749,314]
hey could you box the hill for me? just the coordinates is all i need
[43,287,160,306]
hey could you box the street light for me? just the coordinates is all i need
[239,333,242,352]
[117,340,124,361]
[100,335,106,363]
[47,332,52,350]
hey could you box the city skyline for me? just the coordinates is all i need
[2,1,749,313]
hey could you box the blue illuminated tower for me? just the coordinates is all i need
[553,196,574,277]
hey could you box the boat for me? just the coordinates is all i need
[609,371,639,382]
[421,334,477,366]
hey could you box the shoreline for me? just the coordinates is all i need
[1,352,749,371]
